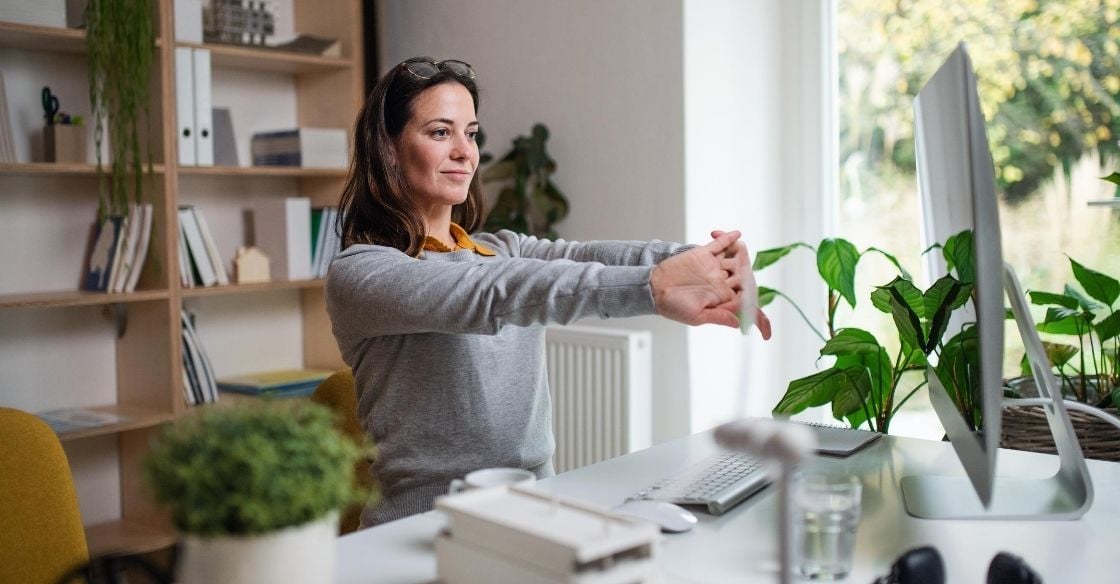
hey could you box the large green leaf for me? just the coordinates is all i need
[757,286,778,308]
[482,159,517,182]
[820,328,881,356]
[943,230,975,283]
[900,346,929,371]
[924,277,973,353]
[831,349,894,427]
[1037,307,1092,335]
[773,368,855,415]
[1041,341,1080,368]
[1095,311,1120,343]
[1070,258,1119,307]
[817,239,861,307]
[884,286,925,353]
[753,243,813,271]
[1063,284,1103,312]
[1103,172,1120,186]
[935,325,982,428]
[1028,291,1080,309]
[874,277,924,318]
[831,369,871,420]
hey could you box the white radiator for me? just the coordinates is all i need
[545,325,652,473]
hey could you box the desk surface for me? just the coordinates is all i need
[336,431,1120,583]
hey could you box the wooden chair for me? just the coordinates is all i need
[309,369,374,535]
[0,407,89,583]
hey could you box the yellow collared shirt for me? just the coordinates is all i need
[421,223,496,256]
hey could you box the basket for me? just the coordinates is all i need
[1001,404,1120,462]
[1000,375,1120,461]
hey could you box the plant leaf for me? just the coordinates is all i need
[753,243,813,271]
[1028,290,1080,309]
[1069,258,1119,307]
[757,286,778,308]
[1102,172,1120,186]
[924,277,973,353]
[1037,307,1092,335]
[935,325,982,428]
[482,159,517,182]
[877,277,925,318]
[880,282,925,352]
[820,328,881,356]
[832,349,894,426]
[862,247,912,280]
[817,239,861,307]
[1095,311,1120,343]
[1063,284,1103,312]
[773,368,854,415]
[1040,341,1080,368]
[943,229,975,283]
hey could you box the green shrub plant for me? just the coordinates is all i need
[143,401,372,536]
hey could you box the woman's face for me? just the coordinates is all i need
[394,82,480,214]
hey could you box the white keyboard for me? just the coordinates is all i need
[626,452,769,515]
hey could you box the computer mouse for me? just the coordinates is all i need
[612,500,698,533]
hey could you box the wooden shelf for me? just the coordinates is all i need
[0,162,167,176]
[0,21,162,53]
[0,21,85,53]
[177,165,347,178]
[0,289,170,309]
[85,518,177,557]
[55,404,174,442]
[178,41,352,74]
[181,279,325,298]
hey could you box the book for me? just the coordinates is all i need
[265,34,341,57]
[177,221,194,288]
[110,205,143,293]
[181,309,218,405]
[123,203,154,292]
[254,197,312,280]
[83,215,125,292]
[191,207,230,285]
[217,369,333,397]
[0,72,15,163]
[179,205,218,286]
[38,408,130,434]
[250,128,348,168]
[212,107,238,166]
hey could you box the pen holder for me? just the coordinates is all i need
[44,124,86,163]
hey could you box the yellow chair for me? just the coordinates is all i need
[309,369,374,535]
[0,407,89,584]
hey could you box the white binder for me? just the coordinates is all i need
[175,47,196,166]
[192,48,214,166]
[254,197,312,281]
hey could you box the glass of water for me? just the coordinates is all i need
[793,473,862,580]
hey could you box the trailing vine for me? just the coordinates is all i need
[86,0,155,220]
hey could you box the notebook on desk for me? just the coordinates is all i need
[795,421,883,456]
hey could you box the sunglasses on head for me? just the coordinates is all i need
[398,58,476,80]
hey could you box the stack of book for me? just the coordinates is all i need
[250,128,348,168]
[181,309,218,406]
[82,203,155,293]
[216,369,334,398]
[178,204,230,288]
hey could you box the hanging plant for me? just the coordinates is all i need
[86,0,155,220]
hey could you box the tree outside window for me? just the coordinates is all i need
[836,0,1120,437]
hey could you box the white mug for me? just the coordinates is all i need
[448,467,536,495]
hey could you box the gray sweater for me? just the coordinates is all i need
[325,230,687,525]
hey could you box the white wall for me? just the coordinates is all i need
[379,0,693,441]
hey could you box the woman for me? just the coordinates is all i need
[326,57,771,527]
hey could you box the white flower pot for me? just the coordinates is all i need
[176,513,339,584]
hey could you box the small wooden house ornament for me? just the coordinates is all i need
[234,246,270,283]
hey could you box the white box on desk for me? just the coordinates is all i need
[436,486,660,583]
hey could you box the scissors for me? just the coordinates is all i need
[41,86,60,125]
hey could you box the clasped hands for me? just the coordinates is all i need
[650,230,772,338]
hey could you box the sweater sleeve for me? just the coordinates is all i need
[326,245,657,340]
[473,230,694,267]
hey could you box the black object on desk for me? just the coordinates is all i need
[795,421,883,456]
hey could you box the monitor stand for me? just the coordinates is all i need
[900,264,1094,520]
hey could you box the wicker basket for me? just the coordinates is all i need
[1001,375,1120,461]
[1001,404,1120,462]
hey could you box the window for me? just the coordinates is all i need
[836,0,1120,438]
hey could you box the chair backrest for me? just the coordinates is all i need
[309,369,373,535]
[0,407,89,583]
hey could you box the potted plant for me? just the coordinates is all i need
[756,232,974,433]
[480,123,570,239]
[1002,257,1120,460]
[142,401,372,583]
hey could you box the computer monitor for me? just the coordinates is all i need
[899,43,1094,520]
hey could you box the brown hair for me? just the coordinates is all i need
[338,58,484,256]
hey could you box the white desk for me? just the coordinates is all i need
[336,431,1120,583]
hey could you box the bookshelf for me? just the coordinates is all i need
[0,0,360,555]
